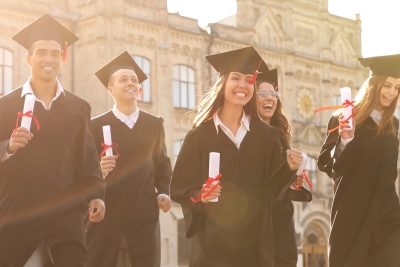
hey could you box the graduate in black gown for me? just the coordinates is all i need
[318,54,400,267]
[255,67,312,267]
[87,51,172,267]
[0,14,106,267]
[170,46,304,267]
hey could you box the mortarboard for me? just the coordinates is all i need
[358,54,400,79]
[12,14,79,62]
[256,63,278,88]
[205,46,263,84]
[95,51,148,88]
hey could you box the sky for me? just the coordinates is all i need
[167,0,400,57]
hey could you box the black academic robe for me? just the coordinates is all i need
[170,118,297,267]
[273,144,312,267]
[0,87,105,266]
[87,110,172,267]
[318,116,400,267]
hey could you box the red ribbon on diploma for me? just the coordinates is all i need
[13,111,40,137]
[190,173,222,203]
[314,99,356,133]
[99,142,120,158]
[293,170,314,190]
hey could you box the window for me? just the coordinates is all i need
[0,48,13,95]
[173,65,195,109]
[332,95,341,106]
[305,156,318,193]
[174,139,184,164]
[133,55,151,103]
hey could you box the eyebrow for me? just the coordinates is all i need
[231,72,253,78]
[118,75,138,80]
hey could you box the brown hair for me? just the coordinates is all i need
[338,75,399,137]
[192,73,258,127]
[256,80,291,146]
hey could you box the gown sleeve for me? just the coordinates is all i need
[317,116,342,181]
[74,102,106,203]
[170,129,205,238]
[153,117,172,196]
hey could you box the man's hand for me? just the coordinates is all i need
[286,149,303,171]
[201,183,221,203]
[100,155,118,176]
[89,199,105,222]
[157,195,172,213]
[7,127,33,154]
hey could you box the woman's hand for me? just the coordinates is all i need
[294,175,304,187]
[201,183,222,203]
[338,115,355,139]
[286,149,303,171]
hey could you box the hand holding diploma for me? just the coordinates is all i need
[286,149,303,171]
[201,183,222,203]
[89,199,106,222]
[338,115,355,139]
[100,155,118,176]
[7,128,33,154]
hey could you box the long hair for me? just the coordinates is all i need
[256,80,292,147]
[338,75,399,137]
[192,73,258,127]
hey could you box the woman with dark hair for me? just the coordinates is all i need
[256,67,312,267]
[170,46,303,267]
[318,54,400,267]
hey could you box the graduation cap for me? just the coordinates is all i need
[12,14,79,62]
[256,63,278,88]
[205,46,263,84]
[95,51,148,88]
[358,54,400,79]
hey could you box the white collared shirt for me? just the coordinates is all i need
[1,78,65,162]
[112,106,139,129]
[213,111,250,149]
[21,77,65,110]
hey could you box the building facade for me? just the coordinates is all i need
[1,0,398,266]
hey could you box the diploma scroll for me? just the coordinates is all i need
[296,152,307,176]
[340,87,353,130]
[21,95,36,131]
[102,125,113,156]
[208,152,220,202]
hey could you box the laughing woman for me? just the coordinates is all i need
[170,46,303,267]
[318,54,400,267]
[256,67,312,267]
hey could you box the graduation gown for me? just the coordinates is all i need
[273,144,312,267]
[0,87,105,266]
[318,116,400,267]
[170,118,297,267]
[87,110,172,267]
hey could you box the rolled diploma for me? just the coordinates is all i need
[102,125,113,156]
[208,152,220,202]
[20,95,36,131]
[340,87,353,130]
[296,152,307,176]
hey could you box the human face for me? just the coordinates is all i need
[107,69,142,104]
[26,40,62,82]
[223,72,254,108]
[375,77,400,111]
[256,82,278,124]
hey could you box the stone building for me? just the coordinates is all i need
[1,0,398,266]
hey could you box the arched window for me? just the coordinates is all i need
[132,55,151,103]
[0,48,13,95]
[305,156,318,193]
[173,65,195,109]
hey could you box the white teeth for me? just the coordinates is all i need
[263,104,272,108]
[383,96,393,100]
[235,92,246,98]
[43,67,53,70]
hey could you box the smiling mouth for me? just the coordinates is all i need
[42,67,54,71]
[234,92,247,98]
[383,96,393,101]
[263,104,273,110]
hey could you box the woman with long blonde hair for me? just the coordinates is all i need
[171,47,303,267]
[318,54,400,267]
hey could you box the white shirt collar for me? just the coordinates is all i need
[213,109,250,133]
[112,106,140,124]
[21,77,65,98]
[370,109,383,119]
